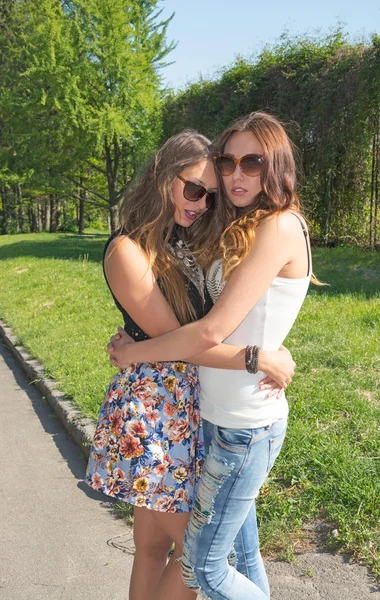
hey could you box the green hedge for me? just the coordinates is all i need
[162,31,380,248]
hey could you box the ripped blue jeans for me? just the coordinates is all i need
[181,418,287,600]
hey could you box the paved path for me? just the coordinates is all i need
[267,552,380,599]
[1,340,379,600]
[0,343,134,600]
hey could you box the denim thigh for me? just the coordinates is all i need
[182,418,287,600]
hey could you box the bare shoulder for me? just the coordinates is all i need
[104,235,152,285]
[105,234,147,266]
[256,211,308,239]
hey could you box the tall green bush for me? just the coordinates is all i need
[162,31,380,246]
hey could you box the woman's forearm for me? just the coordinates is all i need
[187,346,292,381]
[111,328,294,385]
[187,345,246,369]
[123,316,221,364]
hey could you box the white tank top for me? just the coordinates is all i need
[199,224,311,428]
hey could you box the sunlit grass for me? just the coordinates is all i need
[0,234,379,572]
[0,233,118,417]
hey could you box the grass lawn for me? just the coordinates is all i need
[0,234,379,573]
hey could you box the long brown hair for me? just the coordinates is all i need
[213,112,302,279]
[117,131,224,324]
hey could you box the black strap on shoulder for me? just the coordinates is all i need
[291,213,311,277]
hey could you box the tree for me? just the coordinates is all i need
[0,0,175,233]
[60,0,176,229]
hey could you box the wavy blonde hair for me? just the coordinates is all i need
[117,131,224,325]
[212,112,302,279]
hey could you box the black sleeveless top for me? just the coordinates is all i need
[103,230,214,341]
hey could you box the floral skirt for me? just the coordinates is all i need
[85,361,205,513]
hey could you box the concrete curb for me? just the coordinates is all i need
[0,319,95,458]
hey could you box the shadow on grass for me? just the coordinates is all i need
[1,234,380,298]
[0,233,108,263]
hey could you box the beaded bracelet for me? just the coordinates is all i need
[245,345,260,374]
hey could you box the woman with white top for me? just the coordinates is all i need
[109,112,312,600]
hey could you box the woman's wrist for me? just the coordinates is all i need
[123,340,134,365]
[257,349,267,373]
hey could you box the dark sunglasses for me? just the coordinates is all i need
[214,153,263,177]
[177,175,216,210]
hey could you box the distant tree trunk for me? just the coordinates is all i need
[41,197,47,230]
[44,198,51,232]
[37,202,42,232]
[375,119,379,248]
[2,187,17,233]
[50,194,61,232]
[17,203,25,232]
[62,202,67,228]
[78,189,86,234]
[122,153,129,187]
[5,186,18,232]
[105,139,120,233]
[370,133,376,248]
[50,195,56,232]
[323,170,333,245]
[16,184,26,232]
[29,204,41,232]
[56,196,61,230]
[14,185,20,232]
[0,187,7,234]
[28,206,33,231]
[109,205,119,232]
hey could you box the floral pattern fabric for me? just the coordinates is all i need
[85,361,204,513]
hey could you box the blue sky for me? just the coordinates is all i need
[159,0,380,89]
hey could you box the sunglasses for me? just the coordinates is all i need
[177,175,216,210]
[214,153,263,177]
